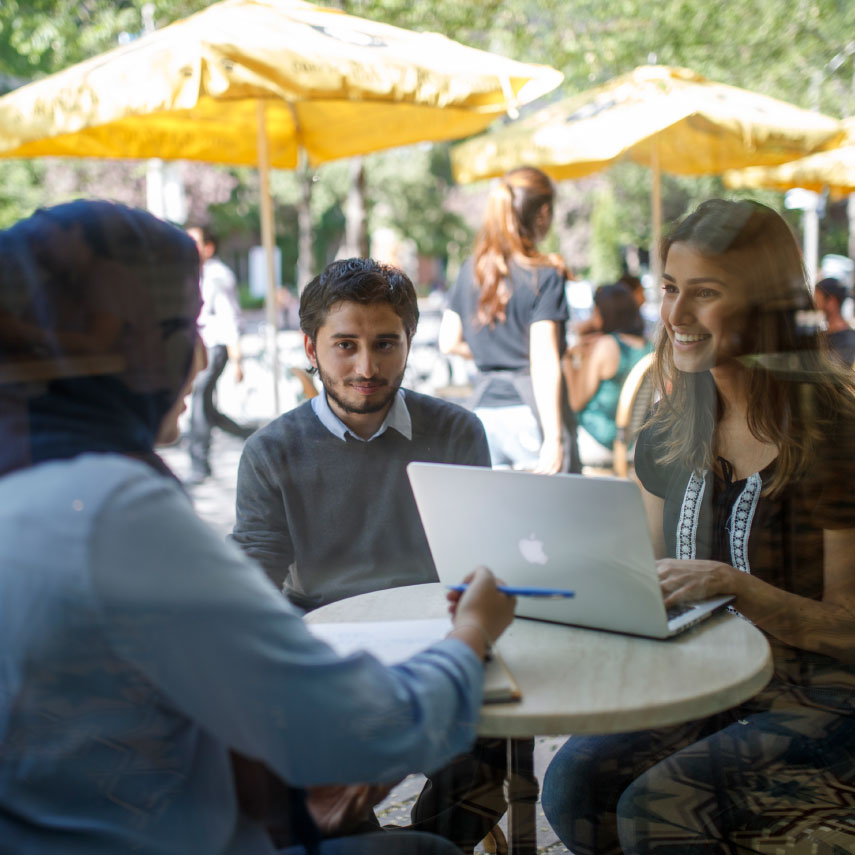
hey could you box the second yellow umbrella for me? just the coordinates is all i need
[452,65,843,280]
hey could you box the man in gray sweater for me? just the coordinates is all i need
[231,258,507,853]
[231,257,490,611]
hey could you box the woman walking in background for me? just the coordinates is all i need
[542,199,855,854]
[439,166,579,473]
[563,282,650,468]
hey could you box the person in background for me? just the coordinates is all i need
[814,275,855,366]
[618,271,659,340]
[563,283,650,468]
[542,199,855,854]
[617,272,645,309]
[186,223,254,484]
[0,200,516,855]
[439,165,580,474]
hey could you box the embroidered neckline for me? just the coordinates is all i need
[677,472,705,560]
[729,473,762,574]
[676,467,762,621]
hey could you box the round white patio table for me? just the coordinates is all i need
[306,582,773,855]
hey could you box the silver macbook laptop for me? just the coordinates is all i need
[407,462,734,639]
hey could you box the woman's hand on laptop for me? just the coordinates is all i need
[446,566,516,660]
[657,559,736,607]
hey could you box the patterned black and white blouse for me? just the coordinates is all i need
[635,413,855,603]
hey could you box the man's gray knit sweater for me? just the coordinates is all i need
[231,389,490,611]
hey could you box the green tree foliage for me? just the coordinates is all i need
[366,145,472,263]
[0,1,209,78]
[0,0,210,226]
[589,184,622,285]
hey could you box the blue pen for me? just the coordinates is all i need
[446,584,574,599]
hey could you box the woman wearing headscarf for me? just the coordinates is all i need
[0,200,514,854]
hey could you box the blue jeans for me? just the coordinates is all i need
[542,667,855,855]
[474,405,541,470]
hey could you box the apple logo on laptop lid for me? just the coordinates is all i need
[518,533,548,565]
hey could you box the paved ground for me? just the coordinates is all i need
[159,335,574,854]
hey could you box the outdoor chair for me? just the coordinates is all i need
[289,366,319,400]
[612,351,656,478]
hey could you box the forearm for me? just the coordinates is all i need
[532,362,562,442]
[724,567,855,661]
[438,309,471,358]
[445,340,473,359]
[530,329,562,443]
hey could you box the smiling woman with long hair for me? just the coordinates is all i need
[439,165,579,473]
[542,199,855,855]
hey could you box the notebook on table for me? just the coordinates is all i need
[309,618,521,703]
[407,463,734,640]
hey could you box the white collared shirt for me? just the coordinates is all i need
[311,387,413,442]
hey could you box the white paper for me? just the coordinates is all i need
[308,618,452,664]
[308,617,521,702]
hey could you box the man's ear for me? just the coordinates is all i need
[304,334,318,369]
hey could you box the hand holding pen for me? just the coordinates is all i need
[445,567,515,658]
[447,584,575,599]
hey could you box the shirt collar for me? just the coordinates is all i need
[311,387,412,442]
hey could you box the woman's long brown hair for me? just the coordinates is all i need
[647,199,855,496]
[472,166,566,327]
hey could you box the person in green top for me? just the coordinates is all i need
[564,282,650,466]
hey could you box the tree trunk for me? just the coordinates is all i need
[344,156,369,258]
[297,163,313,292]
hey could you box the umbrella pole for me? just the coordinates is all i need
[257,100,281,416]
[803,199,820,289]
[650,143,662,286]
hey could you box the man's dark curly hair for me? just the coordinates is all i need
[299,258,419,342]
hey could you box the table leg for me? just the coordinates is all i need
[505,737,538,855]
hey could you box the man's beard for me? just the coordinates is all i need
[315,359,405,416]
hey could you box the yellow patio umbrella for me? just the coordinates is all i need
[723,118,855,284]
[0,0,562,410]
[451,65,843,281]
[723,118,855,196]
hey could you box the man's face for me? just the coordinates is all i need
[305,300,410,428]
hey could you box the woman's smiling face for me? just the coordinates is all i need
[661,242,750,374]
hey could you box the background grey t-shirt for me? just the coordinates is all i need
[449,257,568,406]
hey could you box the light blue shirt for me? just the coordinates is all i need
[311,387,413,442]
[0,454,482,853]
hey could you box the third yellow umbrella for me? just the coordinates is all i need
[724,118,855,196]
[724,118,855,282]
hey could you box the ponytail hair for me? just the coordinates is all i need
[473,166,566,326]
